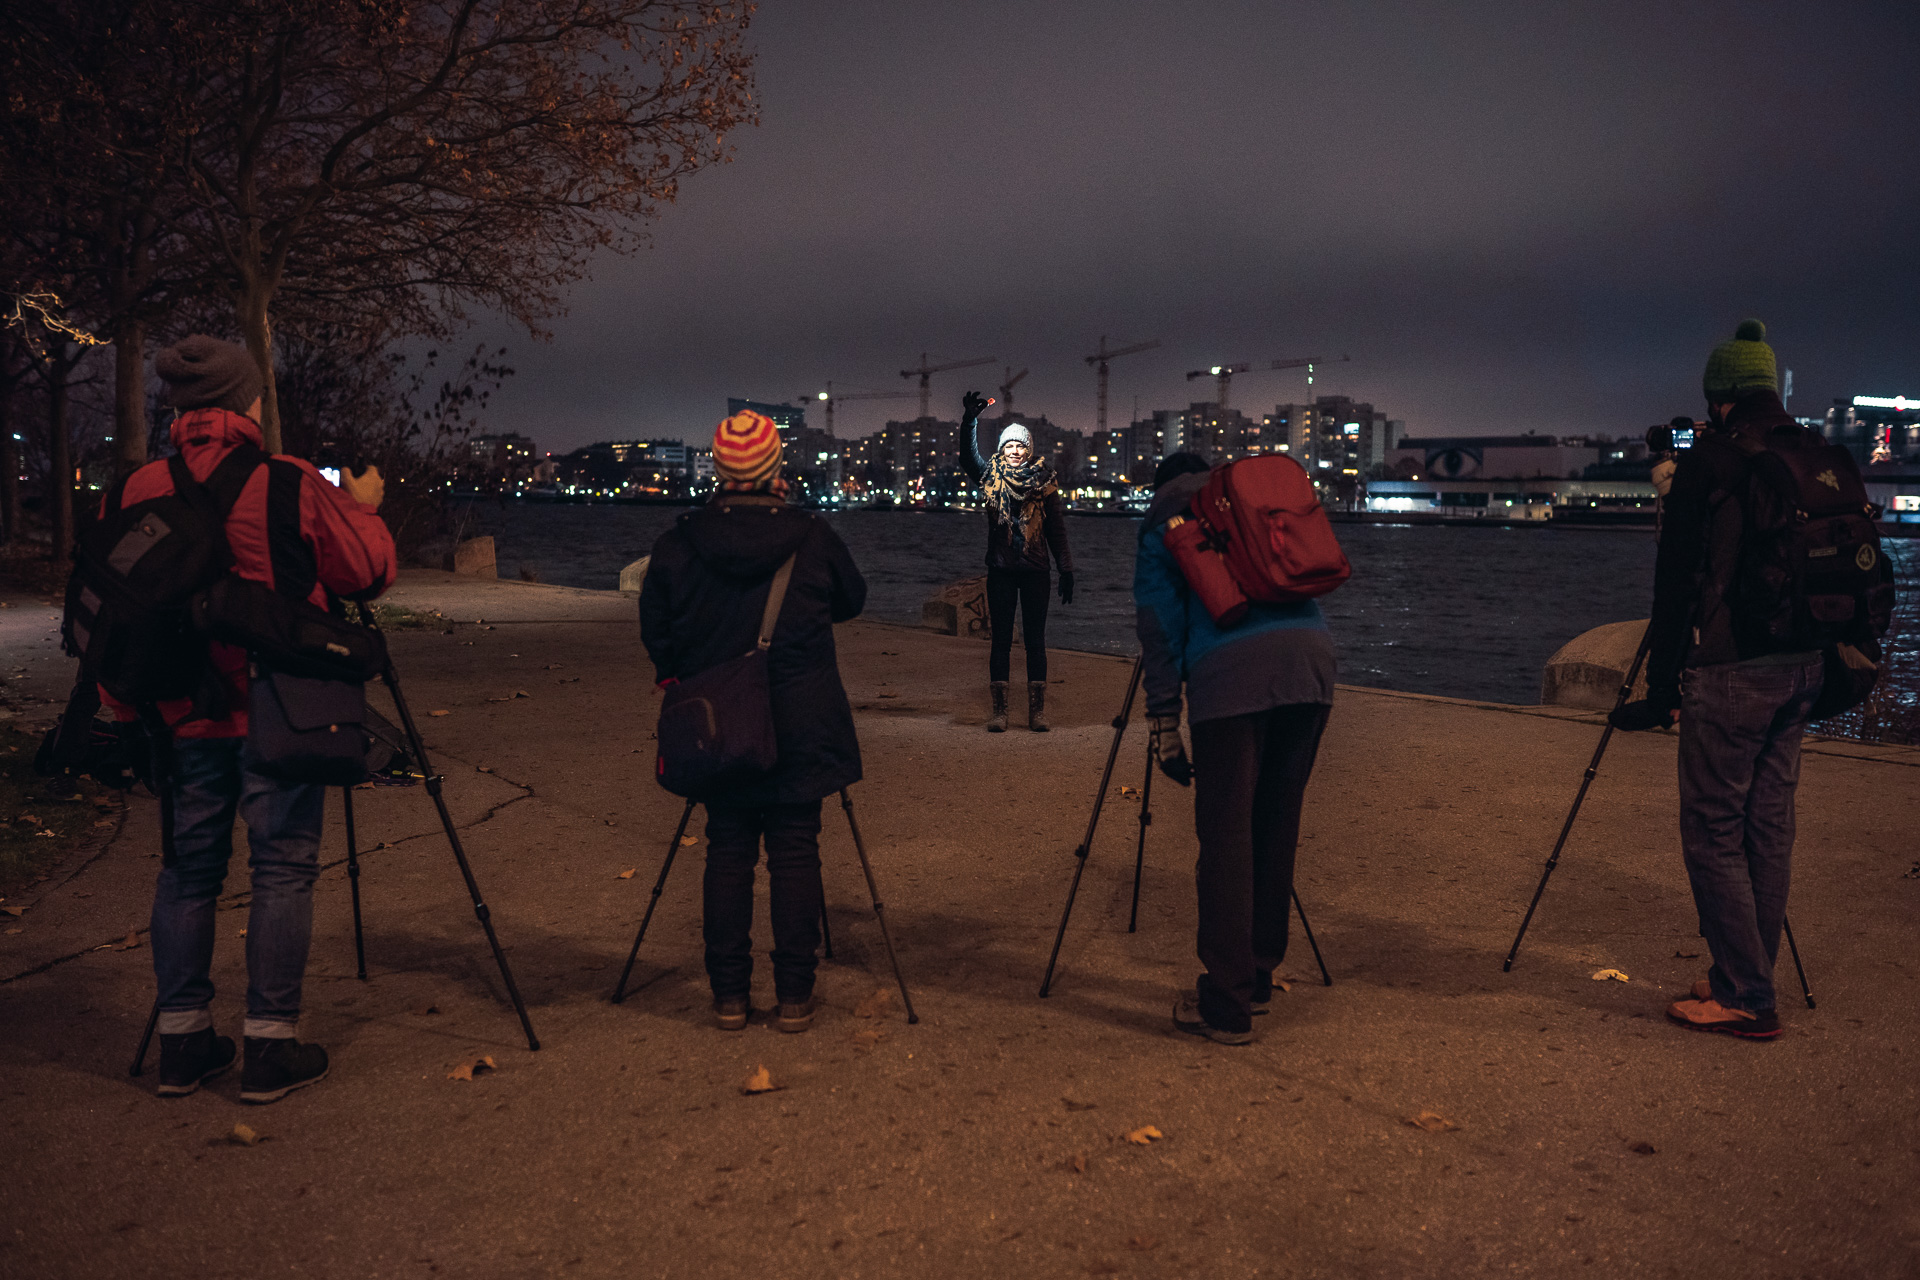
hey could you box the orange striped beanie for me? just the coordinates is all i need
[712,411,784,482]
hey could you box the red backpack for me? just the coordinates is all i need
[1161,454,1351,627]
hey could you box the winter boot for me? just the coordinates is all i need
[987,681,1010,732]
[240,1036,329,1104]
[156,1027,236,1097]
[1028,681,1050,732]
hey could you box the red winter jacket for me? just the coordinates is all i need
[102,408,397,738]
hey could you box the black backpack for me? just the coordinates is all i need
[1729,428,1893,654]
[62,446,267,712]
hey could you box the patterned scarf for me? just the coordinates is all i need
[981,451,1056,551]
[719,475,791,500]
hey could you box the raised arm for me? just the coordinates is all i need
[959,391,990,482]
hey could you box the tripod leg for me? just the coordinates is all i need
[1128,733,1154,934]
[839,790,918,1025]
[612,799,694,1003]
[1504,631,1652,973]
[1782,914,1815,1010]
[368,620,539,1051]
[1042,654,1143,996]
[344,786,367,981]
[1292,891,1332,987]
[129,998,160,1077]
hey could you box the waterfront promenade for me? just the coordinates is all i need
[2,571,1916,1279]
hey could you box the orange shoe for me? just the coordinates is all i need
[1666,997,1780,1039]
[1691,978,1712,1001]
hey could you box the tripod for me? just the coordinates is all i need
[131,611,541,1077]
[1501,629,1815,1009]
[1039,654,1333,998]
[610,787,918,1024]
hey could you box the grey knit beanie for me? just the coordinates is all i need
[154,335,263,414]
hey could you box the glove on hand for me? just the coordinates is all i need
[1058,571,1075,605]
[1149,714,1193,786]
[1608,698,1676,733]
[961,390,990,426]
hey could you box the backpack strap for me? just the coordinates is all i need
[264,458,318,603]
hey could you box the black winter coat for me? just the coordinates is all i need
[639,495,867,806]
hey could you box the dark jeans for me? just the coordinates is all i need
[1678,658,1821,1015]
[986,566,1050,683]
[149,737,326,1040]
[702,800,825,1003]
[1189,703,1331,1033]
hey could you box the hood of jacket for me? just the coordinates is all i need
[170,407,264,458]
[678,497,816,581]
[1722,388,1798,441]
[1142,470,1207,532]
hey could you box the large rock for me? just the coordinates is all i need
[618,555,650,595]
[443,535,497,577]
[921,575,989,638]
[1541,619,1650,709]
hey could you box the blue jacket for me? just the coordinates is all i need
[1133,472,1337,723]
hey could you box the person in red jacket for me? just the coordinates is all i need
[122,335,396,1103]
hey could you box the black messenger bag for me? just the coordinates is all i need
[244,666,371,787]
[654,554,796,798]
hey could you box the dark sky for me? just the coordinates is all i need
[470,1,1920,453]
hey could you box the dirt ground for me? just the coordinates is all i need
[2,571,1917,1279]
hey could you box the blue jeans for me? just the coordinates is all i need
[1677,658,1822,1015]
[150,738,327,1039]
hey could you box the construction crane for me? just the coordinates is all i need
[810,381,916,437]
[900,352,996,420]
[1184,354,1349,410]
[997,366,1029,415]
[1084,336,1160,433]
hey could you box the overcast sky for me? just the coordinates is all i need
[468,1,1920,453]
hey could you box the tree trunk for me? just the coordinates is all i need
[113,318,150,476]
[239,286,282,454]
[0,377,16,546]
[48,355,75,558]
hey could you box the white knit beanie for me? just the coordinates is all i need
[998,423,1033,450]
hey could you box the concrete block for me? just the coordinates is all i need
[921,575,989,639]
[443,536,497,577]
[618,555,651,595]
[1541,618,1649,709]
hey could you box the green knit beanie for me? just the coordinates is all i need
[1702,318,1777,401]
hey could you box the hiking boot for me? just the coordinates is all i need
[1172,990,1254,1046]
[240,1036,329,1103]
[987,682,1010,733]
[713,997,751,1031]
[1028,682,1049,732]
[1666,997,1781,1039]
[156,1027,236,1097]
[775,995,818,1034]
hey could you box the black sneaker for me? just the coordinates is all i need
[157,1028,236,1097]
[1172,990,1254,1046]
[240,1037,329,1104]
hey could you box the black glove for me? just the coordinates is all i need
[1149,714,1193,786]
[1609,699,1676,733]
[961,390,989,426]
[1058,571,1074,605]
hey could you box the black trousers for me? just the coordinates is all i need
[1190,703,1332,1033]
[986,566,1050,683]
[702,800,825,1003]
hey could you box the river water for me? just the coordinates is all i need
[450,502,1915,742]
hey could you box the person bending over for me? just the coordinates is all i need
[1134,452,1337,1045]
[639,410,867,1033]
[958,390,1073,732]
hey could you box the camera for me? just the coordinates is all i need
[1646,416,1698,454]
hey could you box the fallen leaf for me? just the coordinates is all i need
[17,813,38,825]
[678,835,698,847]
[447,1055,497,1082]
[116,931,142,951]
[1405,1111,1457,1132]
[854,988,894,1019]
[429,710,451,717]
[741,1064,781,1095]
[228,1123,263,1146]
[617,868,636,879]
[1274,978,1293,993]
[1118,785,1139,799]
[1591,968,1630,983]
[1629,1141,1656,1155]
[1069,1154,1087,1174]
[1128,1236,1158,1252]
[0,906,23,918]
[1123,1125,1165,1146]
[514,690,530,699]
[851,1027,887,1049]
[35,829,56,838]
[1062,1098,1098,1112]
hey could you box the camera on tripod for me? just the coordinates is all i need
[1646,416,1699,455]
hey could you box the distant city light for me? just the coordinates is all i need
[1853,395,1914,410]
